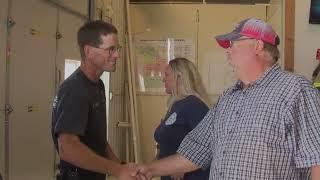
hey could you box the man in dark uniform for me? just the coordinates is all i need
[52,20,138,180]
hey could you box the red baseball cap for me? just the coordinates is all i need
[215,18,280,49]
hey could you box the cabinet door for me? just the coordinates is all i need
[55,2,87,81]
[54,2,87,176]
[7,0,57,179]
[0,0,9,177]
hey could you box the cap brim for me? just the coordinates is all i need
[215,32,242,49]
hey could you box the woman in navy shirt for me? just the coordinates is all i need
[154,58,210,180]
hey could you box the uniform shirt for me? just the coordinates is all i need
[178,65,320,180]
[155,95,210,180]
[52,68,106,179]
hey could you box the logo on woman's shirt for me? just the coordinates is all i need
[165,112,177,125]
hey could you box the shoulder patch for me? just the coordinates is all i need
[52,95,58,108]
[165,112,177,125]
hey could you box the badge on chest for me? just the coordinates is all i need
[165,112,177,125]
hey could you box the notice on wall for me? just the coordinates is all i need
[134,38,195,93]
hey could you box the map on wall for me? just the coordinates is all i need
[134,38,195,93]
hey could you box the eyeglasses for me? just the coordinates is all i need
[93,45,122,55]
[230,38,255,48]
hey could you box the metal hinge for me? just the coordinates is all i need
[0,104,13,115]
[7,17,15,29]
[55,32,62,40]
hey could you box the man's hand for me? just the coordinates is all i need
[117,163,140,180]
[311,165,320,180]
[135,154,197,180]
[136,164,152,180]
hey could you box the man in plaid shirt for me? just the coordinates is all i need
[137,18,320,180]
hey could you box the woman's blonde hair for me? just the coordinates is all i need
[167,57,210,109]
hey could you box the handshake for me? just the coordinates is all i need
[117,163,184,180]
[116,161,186,180]
[116,163,152,180]
[115,155,191,180]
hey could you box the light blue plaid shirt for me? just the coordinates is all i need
[178,64,320,180]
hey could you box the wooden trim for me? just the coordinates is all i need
[284,0,295,72]
[125,0,142,163]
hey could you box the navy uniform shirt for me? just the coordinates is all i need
[51,68,106,180]
[154,95,210,180]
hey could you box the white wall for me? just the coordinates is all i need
[295,0,320,79]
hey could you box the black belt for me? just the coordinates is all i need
[58,167,105,180]
[59,164,93,175]
[58,167,79,180]
[60,167,79,176]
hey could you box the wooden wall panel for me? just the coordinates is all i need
[284,0,294,71]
